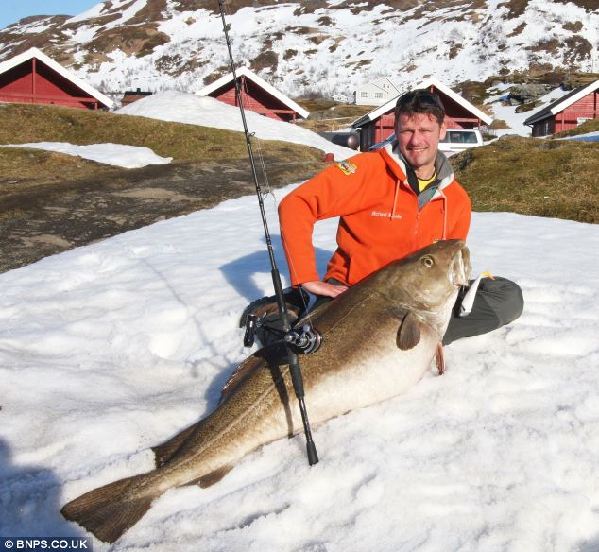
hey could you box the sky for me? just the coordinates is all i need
[0,0,99,29]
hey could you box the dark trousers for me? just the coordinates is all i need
[442,276,523,345]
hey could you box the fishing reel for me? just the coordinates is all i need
[243,314,322,354]
[284,324,322,355]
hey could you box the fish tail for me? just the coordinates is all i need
[61,473,157,543]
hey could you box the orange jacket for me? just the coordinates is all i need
[278,144,471,287]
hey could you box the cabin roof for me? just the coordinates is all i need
[0,47,114,109]
[197,66,309,119]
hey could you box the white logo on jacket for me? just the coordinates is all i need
[371,211,402,219]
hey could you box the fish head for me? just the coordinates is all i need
[375,240,471,332]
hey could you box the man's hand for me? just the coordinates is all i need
[301,281,349,298]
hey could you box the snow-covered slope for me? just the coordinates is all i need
[0,0,596,100]
[1,184,599,550]
[118,91,354,157]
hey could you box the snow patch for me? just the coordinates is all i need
[5,142,172,168]
[118,91,354,159]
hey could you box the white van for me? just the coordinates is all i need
[438,129,483,154]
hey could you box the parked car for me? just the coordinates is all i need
[439,128,484,153]
[369,128,484,154]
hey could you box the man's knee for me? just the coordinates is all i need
[442,276,523,345]
[480,276,523,325]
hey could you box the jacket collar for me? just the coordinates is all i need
[379,141,455,192]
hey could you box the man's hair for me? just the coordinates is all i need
[395,89,445,126]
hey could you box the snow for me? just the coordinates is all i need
[4,142,172,168]
[118,91,354,159]
[486,86,572,137]
[68,0,147,28]
[0,15,598,544]
[67,2,106,24]
[1,179,599,549]
[34,0,596,103]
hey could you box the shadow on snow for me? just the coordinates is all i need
[0,439,85,538]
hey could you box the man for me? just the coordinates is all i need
[274,89,522,345]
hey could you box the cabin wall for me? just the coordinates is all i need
[211,79,297,122]
[532,117,556,137]
[555,91,599,132]
[359,122,376,151]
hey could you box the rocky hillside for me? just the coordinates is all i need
[0,0,597,99]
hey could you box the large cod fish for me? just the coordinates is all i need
[61,239,471,543]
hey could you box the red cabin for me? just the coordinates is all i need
[352,78,492,151]
[524,80,599,136]
[198,67,309,122]
[0,47,113,110]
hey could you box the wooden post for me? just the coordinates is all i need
[241,75,246,109]
[32,58,37,103]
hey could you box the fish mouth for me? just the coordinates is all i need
[449,245,471,287]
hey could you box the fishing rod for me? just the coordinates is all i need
[216,0,318,466]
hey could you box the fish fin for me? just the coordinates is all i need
[220,344,286,404]
[396,311,421,350]
[435,342,445,375]
[220,354,263,404]
[61,473,155,543]
[152,424,197,468]
[188,464,233,489]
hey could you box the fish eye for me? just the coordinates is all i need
[421,255,435,268]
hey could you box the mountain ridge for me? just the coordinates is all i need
[0,0,597,100]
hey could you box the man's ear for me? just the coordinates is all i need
[439,119,447,141]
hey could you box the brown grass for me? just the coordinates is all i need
[448,44,461,60]
[249,50,278,72]
[0,148,119,194]
[563,21,583,33]
[294,102,373,132]
[454,136,599,223]
[499,0,528,19]
[0,103,327,186]
[317,16,333,26]
[563,37,592,64]
[86,24,170,59]
[507,22,526,37]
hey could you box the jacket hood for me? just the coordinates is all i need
[380,141,455,190]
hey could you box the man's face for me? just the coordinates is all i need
[395,112,446,173]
